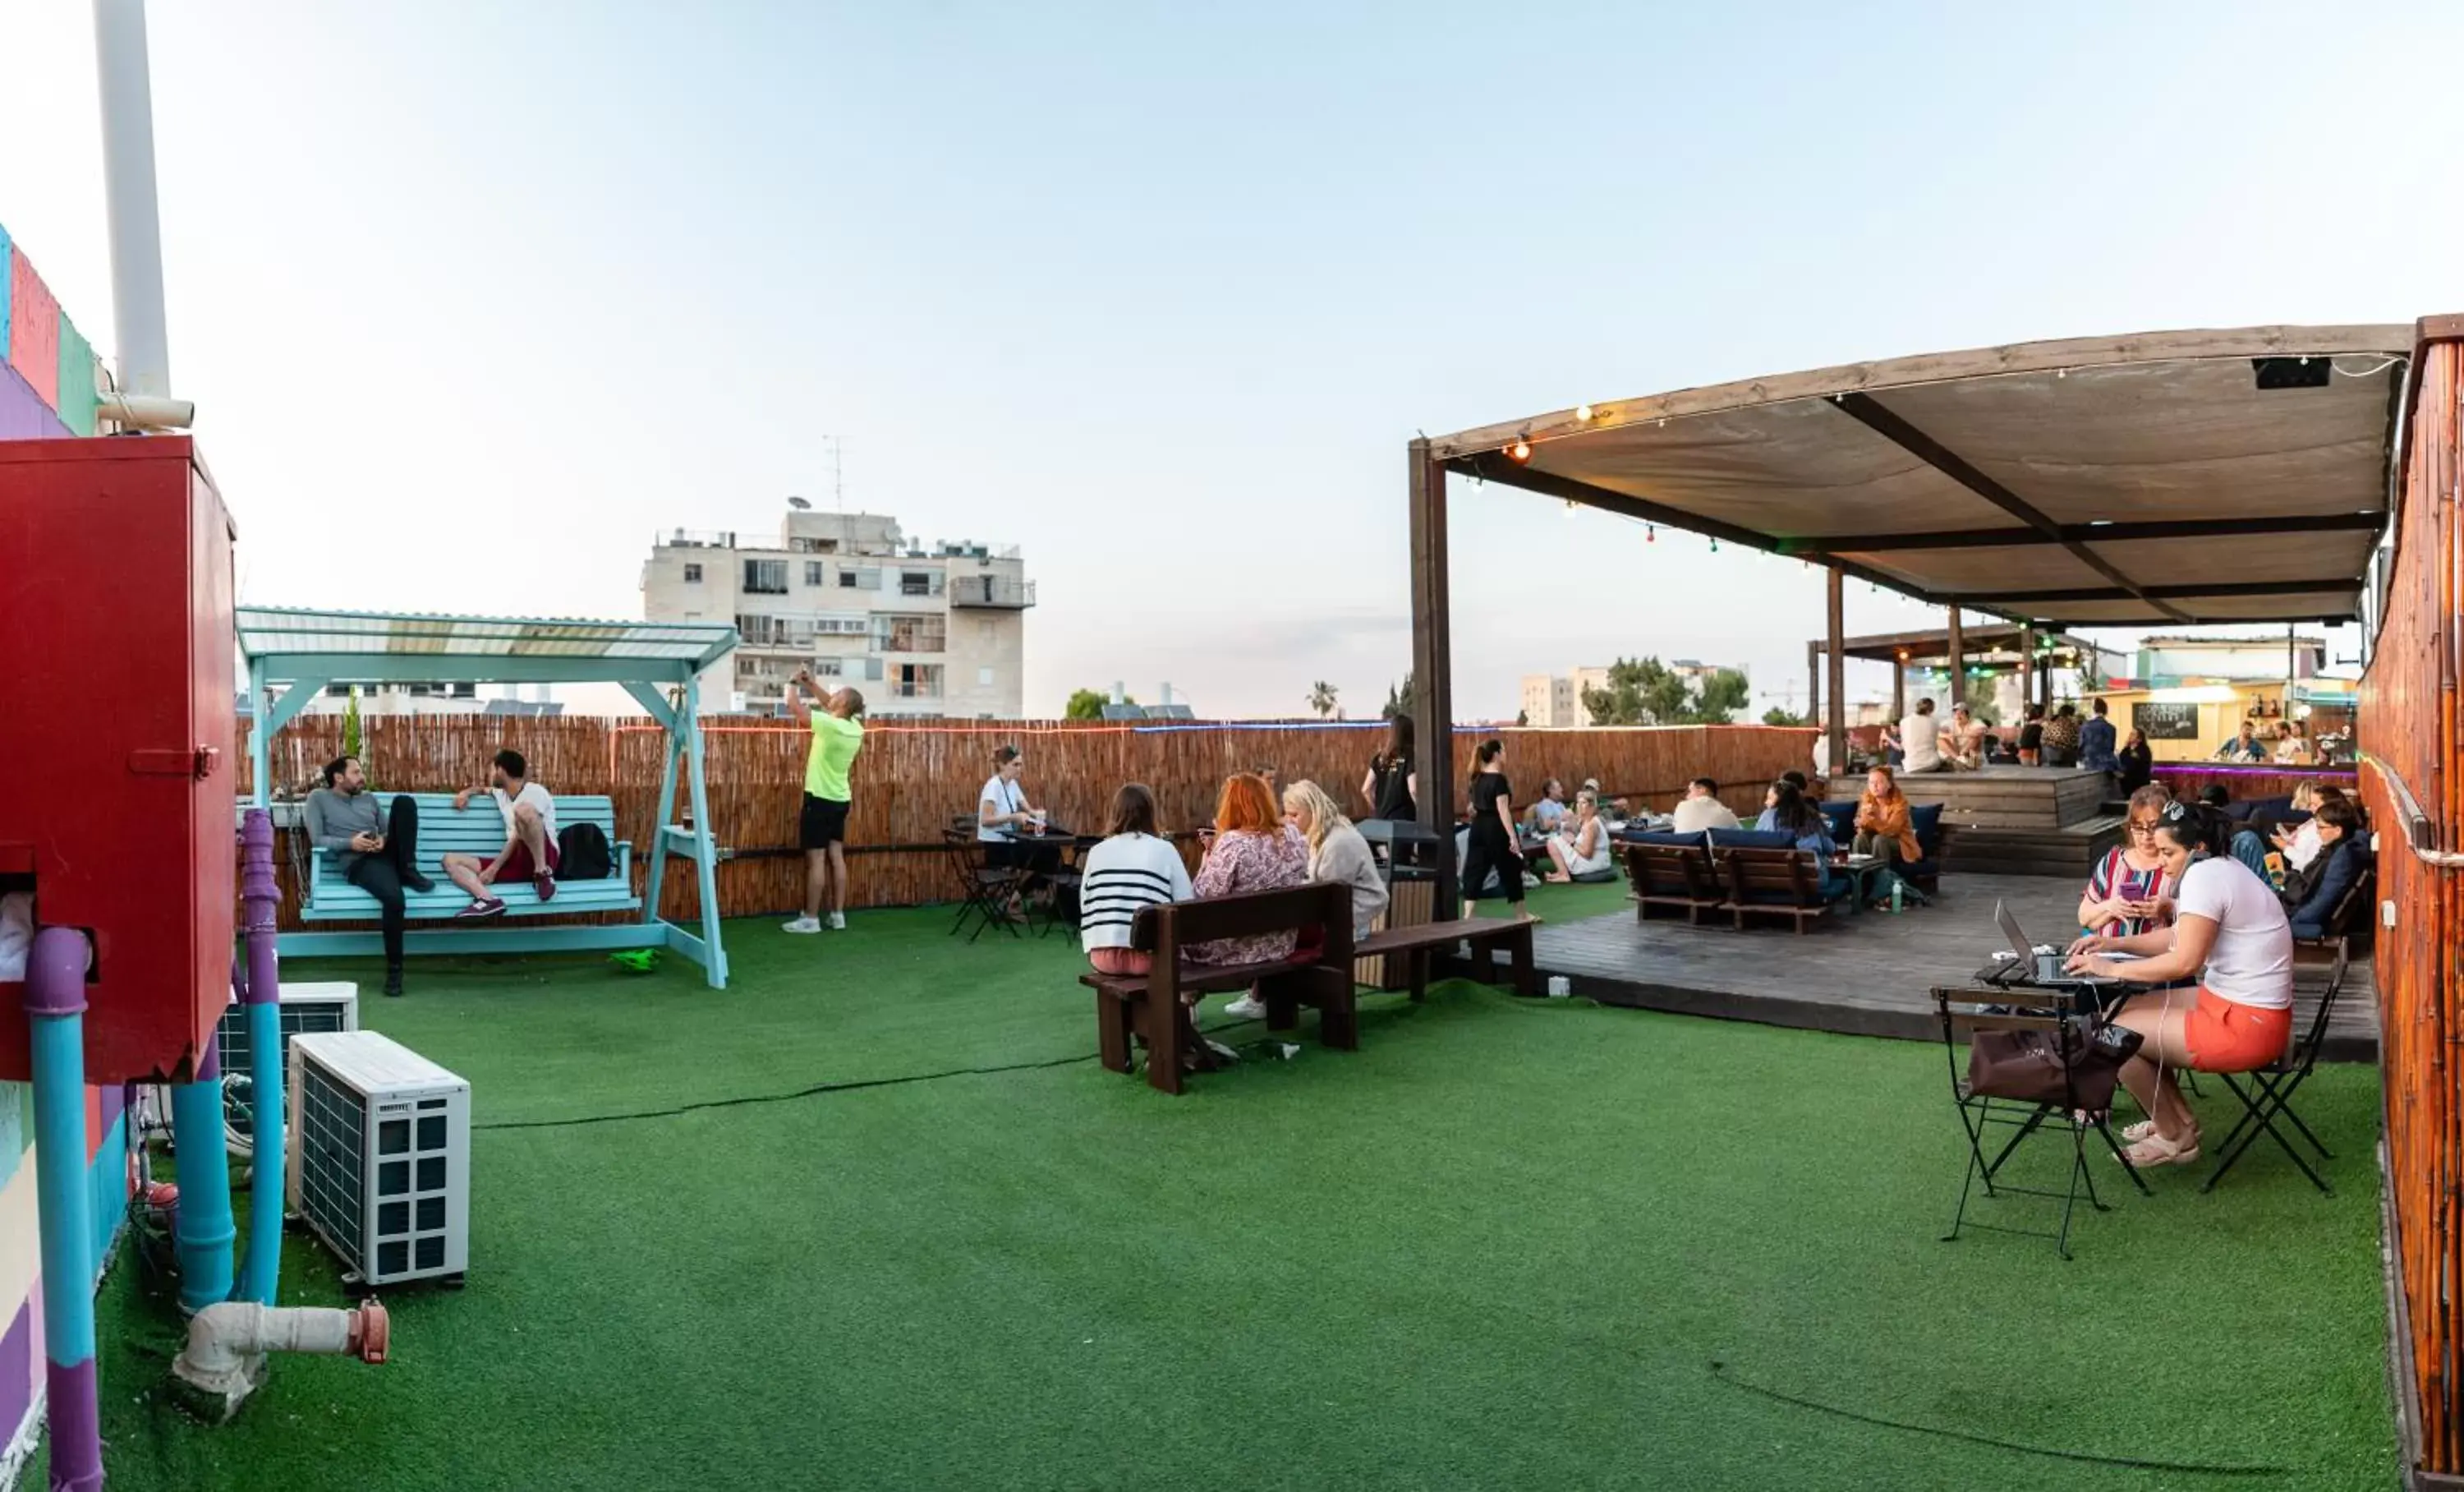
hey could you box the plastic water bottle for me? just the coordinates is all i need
[1889,879,1904,914]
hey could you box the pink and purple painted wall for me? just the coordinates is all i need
[0,219,130,1482]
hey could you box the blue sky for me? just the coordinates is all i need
[7,2,2455,716]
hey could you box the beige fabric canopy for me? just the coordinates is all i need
[1431,325,2409,624]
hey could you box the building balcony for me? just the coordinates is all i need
[948,577,1036,609]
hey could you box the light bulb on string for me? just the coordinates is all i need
[1709,536,1719,554]
[1646,524,1657,543]
[1574,403,1594,422]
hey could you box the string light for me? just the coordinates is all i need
[1709,537,1719,553]
[1647,524,1657,543]
[1505,436,1532,463]
[1574,403,1595,422]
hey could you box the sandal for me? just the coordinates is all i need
[2117,1131,2202,1167]
[2121,1119,2202,1145]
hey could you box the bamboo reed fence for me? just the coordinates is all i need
[241,716,1814,926]
[2360,330,2464,1480]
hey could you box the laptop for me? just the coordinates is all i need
[1995,900,2131,988]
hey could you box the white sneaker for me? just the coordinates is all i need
[826,912,846,931]
[1222,994,1268,1020]
[781,915,821,935]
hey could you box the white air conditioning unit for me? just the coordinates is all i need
[288,1031,470,1288]
[214,981,361,1172]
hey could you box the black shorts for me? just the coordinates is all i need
[800,794,850,849]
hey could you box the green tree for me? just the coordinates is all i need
[1307,681,1339,719]
[1515,708,1529,727]
[1762,705,1806,727]
[342,685,363,760]
[1381,674,1417,721]
[1692,668,1751,724]
[1961,675,2001,725]
[1064,688,1129,721]
[1583,658,1755,725]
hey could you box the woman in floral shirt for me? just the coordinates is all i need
[1189,772,1309,977]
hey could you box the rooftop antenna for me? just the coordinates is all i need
[93,0,192,428]
[818,435,844,513]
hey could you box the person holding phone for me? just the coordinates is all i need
[2078,784,2179,937]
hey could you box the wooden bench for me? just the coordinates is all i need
[302,792,638,922]
[1720,846,1837,933]
[1623,840,1724,923]
[1355,913,1541,1001]
[1078,882,1354,1095]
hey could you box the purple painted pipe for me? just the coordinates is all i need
[237,810,285,1306]
[25,928,103,1492]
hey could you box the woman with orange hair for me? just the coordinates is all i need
[1190,772,1310,1015]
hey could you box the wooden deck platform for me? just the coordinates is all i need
[1519,873,2379,1061]
[1828,765,2108,831]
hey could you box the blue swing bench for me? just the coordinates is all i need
[301,793,637,922]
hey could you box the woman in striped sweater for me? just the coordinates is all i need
[1078,783,1193,976]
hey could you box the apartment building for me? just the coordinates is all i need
[1518,667,1612,727]
[641,509,1031,717]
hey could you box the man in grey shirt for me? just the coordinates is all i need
[304,756,432,997]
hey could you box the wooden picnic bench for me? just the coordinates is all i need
[301,792,637,922]
[1354,913,1541,1000]
[1079,882,1355,1095]
[1621,838,1840,932]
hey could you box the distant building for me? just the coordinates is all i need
[2133,634,2326,684]
[1519,667,1612,727]
[641,508,1032,718]
[1100,683,1196,722]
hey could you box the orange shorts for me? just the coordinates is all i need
[2183,988,2292,1072]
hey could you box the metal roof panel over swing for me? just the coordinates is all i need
[236,606,739,686]
[1430,324,2412,626]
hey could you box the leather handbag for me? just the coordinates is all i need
[1967,1019,2145,1112]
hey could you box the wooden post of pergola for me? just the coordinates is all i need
[1824,567,1846,777]
[1944,607,1965,713]
[1406,439,1459,919]
[1806,639,1821,730]
[1891,653,1905,722]
[2018,624,2035,712]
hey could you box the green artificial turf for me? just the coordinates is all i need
[74,884,2397,1490]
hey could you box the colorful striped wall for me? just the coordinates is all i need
[0,222,103,438]
[0,219,131,1483]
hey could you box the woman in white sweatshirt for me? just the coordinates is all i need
[1283,779,1388,941]
[1078,783,1194,975]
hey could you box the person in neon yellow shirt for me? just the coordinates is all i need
[783,670,865,933]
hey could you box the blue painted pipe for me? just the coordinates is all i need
[170,973,235,1315]
[25,927,104,1491]
[237,809,284,1306]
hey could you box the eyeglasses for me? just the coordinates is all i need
[2126,819,2158,836]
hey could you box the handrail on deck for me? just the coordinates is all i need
[2362,753,2464,869]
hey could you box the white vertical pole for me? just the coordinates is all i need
[94,0,173,398]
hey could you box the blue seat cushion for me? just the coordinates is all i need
[1818,800,1858,844]
[1910,803,1945,854]
[1624,831,1704,849]
[1707,828,1794,850]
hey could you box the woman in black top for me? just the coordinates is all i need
[1363,714,1418,822]
[2017,703,2046,767]
[1460,738,1524,914]
[2115,727,2154,797]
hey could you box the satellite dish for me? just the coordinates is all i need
[787,495,811,510]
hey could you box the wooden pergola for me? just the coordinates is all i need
[1804,624,2109,722]
[1408,324,2409,910]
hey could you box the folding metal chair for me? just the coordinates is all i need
[2201,939,2347,1195]
[1933,988,2149,1260]
[941,827,1025,942]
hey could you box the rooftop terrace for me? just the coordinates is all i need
[76,882,2394,1490]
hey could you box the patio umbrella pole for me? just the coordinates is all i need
[25,928,105,1491]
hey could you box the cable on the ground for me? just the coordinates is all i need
[470,1017,1276,1132]
[1705,1360,2289,1477]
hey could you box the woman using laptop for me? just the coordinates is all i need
[2065,801,2295,1168]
